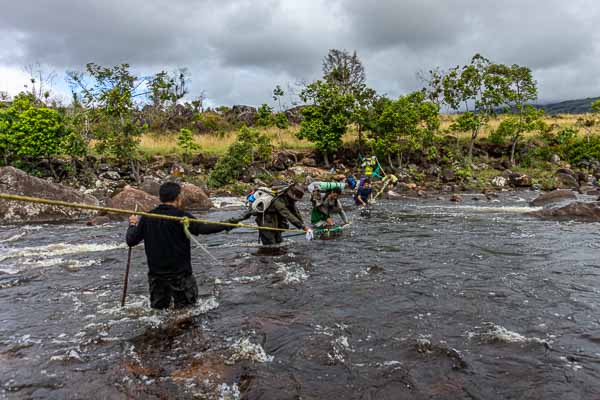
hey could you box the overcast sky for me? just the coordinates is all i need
[1,0,599,107]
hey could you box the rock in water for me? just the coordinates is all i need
[450,194,463,202]
[530,190,577,207]
[179,182,213,210]
[105,185,159,219]
[0,166,99,223]
[529,202,600,222]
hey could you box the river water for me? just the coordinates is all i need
[1,193,600,399]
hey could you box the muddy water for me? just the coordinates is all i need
[1,193,600,399]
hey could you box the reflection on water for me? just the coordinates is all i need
[2,193,600,399]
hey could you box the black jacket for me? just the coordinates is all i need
[126,204,227,277]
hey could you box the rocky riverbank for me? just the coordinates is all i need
[2,148,600,224]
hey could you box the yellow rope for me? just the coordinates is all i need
[0,192,303,233]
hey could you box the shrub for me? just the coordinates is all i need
[0,93,69,165]
[208,126,272,187]
[256,104,274,127]
[177,128,200,162]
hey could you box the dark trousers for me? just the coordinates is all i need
[259,230,283,245]
[148,273,198,310]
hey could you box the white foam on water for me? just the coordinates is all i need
[226,337,274,364]
[560,356,583,372]
[49,349,83,363]
[93,295,220,331]
[274,262,308,284]
[328,335,353,364]
[211,196,246,209]
[382,360,402,367]
[0,232,26,243]
[466,323,550,345]
[0,242,125,262]
[218,383,241,400]
[218,275,264,285]
[415,205,541,214]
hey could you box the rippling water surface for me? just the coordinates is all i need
[1,193,600,399]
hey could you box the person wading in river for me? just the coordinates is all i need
[126,182,232,310]
[311,187,349,227]
[230,184,311,245]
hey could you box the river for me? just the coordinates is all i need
[1,193,600,399]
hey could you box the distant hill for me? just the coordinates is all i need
[534,97,600,115]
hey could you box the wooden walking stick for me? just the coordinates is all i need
[121,244,133,307]
[121,205,138,307]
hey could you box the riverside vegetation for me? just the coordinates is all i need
[1,51,600,197]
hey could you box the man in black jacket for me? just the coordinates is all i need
[126,182,230,310]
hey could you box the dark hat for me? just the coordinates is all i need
[287,184,305,201]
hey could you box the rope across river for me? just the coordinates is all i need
[0,193,304,233]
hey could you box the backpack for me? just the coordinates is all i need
[246,187,278,215]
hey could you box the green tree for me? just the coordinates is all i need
[208,126,272,187]
[297,80,354,166]
[492,106,545,163]
[432,54,508,162]
[272,85,289,143]
[68,63,145,181]
[177,128,200,163]
[502,65,540,163]
[0,93,69,172]
[352,86,378,154]
[256,103,274,127]
[147,68,191,131]
[368,91,440,167]
[322,49,366,96]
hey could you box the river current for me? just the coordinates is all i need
[1,193,600,399]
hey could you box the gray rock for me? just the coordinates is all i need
[140,176,161,196]
[0,166,99,223]
[508,173,532,187]
[441,169,456,183]
[100,171,121,181]
[105,185,159,220]
[450,194,463,202]
[491,176,507,188]
[530,201,600,222]
[530,190,577,207]
[555,173,578,189]
[179,182,213,210]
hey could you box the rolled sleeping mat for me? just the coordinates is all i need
[316,182,346,192]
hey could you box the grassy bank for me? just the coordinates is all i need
[137,114,597,158]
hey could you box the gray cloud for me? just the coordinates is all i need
[0,0,599,105]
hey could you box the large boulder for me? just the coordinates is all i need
[272,151,303,171]
[0,166,99,223]
[508,173,532,187]
[105,185,159,219]
[554,168,579,189]
[530,190,577,207]
[139,176,162,196]
[441,169,456,183]
[179,182,213,210]
[284,105,306,124]
[225,105,257,126]
[530,202,600,222]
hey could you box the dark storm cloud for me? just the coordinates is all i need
[0,0,598,105]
